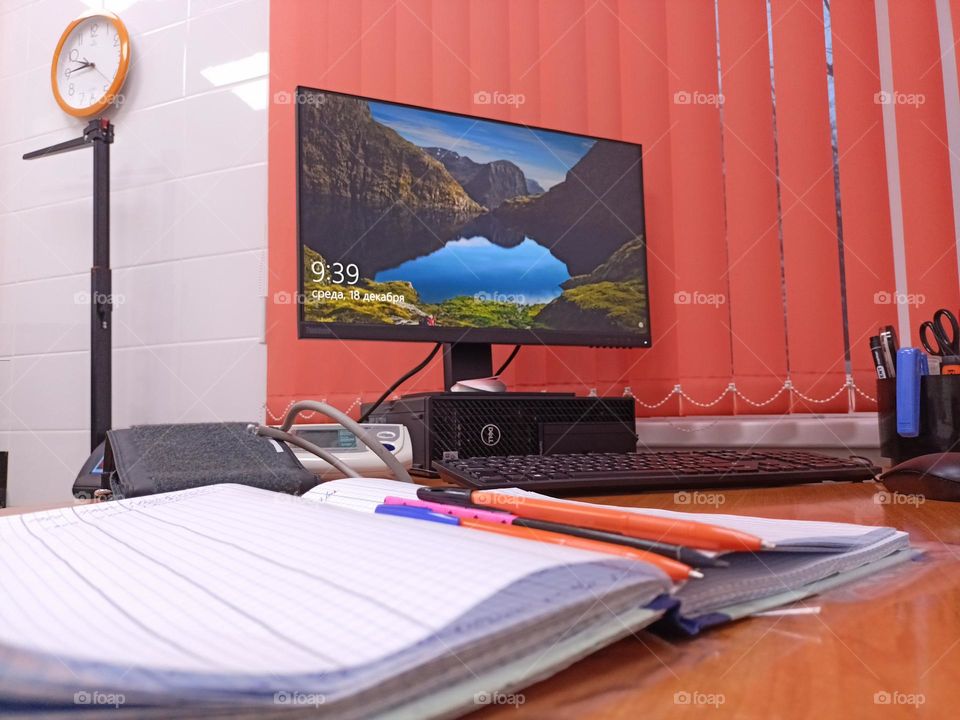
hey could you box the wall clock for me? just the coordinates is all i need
[51,10,131,118]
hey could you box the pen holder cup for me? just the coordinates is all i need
[877,376,960,465]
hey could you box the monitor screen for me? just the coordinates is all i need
[296,87,650,348]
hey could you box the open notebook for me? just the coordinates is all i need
[0,484,671,719]
[310,479,915,633]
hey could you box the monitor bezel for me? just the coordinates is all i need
[295,85,652,349]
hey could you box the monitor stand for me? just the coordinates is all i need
[442,342,494,390]
[379,341,574,404]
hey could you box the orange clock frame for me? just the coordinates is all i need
[50,10,131,118]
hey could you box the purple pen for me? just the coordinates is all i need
[383,496,514,525]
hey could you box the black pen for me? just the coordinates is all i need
[880,325,899,378]
[509,518,731,569]
[870,335,888,379]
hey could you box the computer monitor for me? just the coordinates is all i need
[296,86,650,387]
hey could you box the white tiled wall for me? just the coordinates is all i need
[0,0,269,505]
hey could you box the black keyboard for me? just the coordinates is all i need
[434,450,879,492]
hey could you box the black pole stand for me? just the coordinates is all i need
[24,118,114,451]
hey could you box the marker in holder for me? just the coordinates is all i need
[895,348,926,438]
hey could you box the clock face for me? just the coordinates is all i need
[52,12,130,117]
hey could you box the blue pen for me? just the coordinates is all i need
[896,348,926,437]
[374,504,460,525]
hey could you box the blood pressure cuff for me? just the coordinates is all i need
[103,423,318,499]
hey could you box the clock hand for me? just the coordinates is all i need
[66,61,94,76]
[90,64,112,83]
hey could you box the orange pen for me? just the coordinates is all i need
[457,518,701,581]
[418,487,773,553]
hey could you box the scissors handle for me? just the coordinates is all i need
[920,309,960,356]
[919,322,941,355]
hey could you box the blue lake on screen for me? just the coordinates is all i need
[374,236,570,304]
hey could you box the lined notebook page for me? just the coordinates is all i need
[303,477,421,511]
[0,484,655,678]
[307,479,896,548]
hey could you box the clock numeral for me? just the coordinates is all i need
[113,33,120,48]
[69,48,79,61]
[90,23,99,36]
[68,83,75,96]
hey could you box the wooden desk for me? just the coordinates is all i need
[2,483,956,718]
[0,501,85,517]
[473,480,960,720]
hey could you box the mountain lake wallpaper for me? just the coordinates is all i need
[297,90,649,336]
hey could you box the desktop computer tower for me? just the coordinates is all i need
[365,393,637,476]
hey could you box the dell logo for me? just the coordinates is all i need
[480,424,502,447]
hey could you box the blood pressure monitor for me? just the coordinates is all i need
[287,423,413,479]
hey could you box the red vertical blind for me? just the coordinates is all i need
[613,0,680,417]
[716,0,790,415]
[267,0,960,420]
[664,2,734,416]
[769,0,847,412]
[535,1,598,394]
[888,0,960,339]
[830,0,898,405]
[953,0,960,88]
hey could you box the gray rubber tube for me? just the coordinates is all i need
[257,400,413,484]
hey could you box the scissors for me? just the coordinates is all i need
[919,308,960,357]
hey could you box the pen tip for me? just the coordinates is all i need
[761,540,776,550]
[689,570,705,579]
